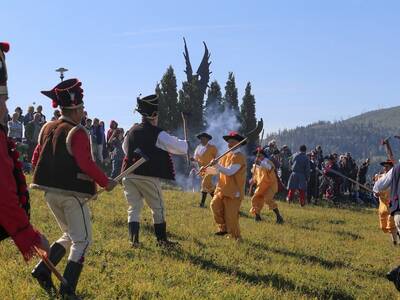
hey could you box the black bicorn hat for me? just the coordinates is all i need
[136,94,159,118]
[196,132,212,140]
[41,78,84,109]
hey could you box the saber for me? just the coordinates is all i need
[82,156,148,205]
[34,246,69,287]
[317,168,373,193]
[197,119,263,176]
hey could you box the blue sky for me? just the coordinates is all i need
[3,0,400,133]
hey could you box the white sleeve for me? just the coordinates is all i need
[156,131,188,155]
[216,164,241,176]
[122,135,129,155]
[261,160,273,170]
[373,168,394,193]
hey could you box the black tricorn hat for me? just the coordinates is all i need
[196,132,212,140]
[223,131,247,145]
[380,159,394,166]
[136,94,159,117]
[41,78,84,109]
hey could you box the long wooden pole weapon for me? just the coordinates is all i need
[197,119,263,176]
[317,168,373,193]
[248,129,265,196]
[382,136,395,163]
[181,112,190,169]
[82,157,148,205]
[33,246,69,287]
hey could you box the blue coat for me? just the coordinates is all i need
[287,152,310,190]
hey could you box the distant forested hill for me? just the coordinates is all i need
[266,106,400,174]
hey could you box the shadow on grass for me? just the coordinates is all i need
[163,247,355,300]
[249,241,348,269]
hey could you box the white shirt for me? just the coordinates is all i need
[123,130,188,156]
[194,143,208,157]
[215,149,242,176]
[373,168,393,193]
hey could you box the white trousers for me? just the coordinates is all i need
[45,192,92,263]
[394,212,400,232]
[122,174,166,224]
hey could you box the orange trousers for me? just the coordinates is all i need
[201,174,215,194]
[250,188,278,215]
[379,210,396,234]
[210,192,242,239]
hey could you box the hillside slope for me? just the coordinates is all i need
[266,106,400,167]
[0,185,398,299]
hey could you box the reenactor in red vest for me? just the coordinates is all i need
[30,78,118,298]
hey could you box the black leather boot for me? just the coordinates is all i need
[60,260,83,299]
[255,214,262,222]
[32,242,66,295]
[128,222,140,247]
[273,208,284,224]
[199,192,207,207]
[154,222,178,247]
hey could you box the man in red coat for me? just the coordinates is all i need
[0,41,49,261]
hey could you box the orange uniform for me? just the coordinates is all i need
[250,158,278,215]
[376,174,396,234]
[195,144,218,194]
[210,150,246,239]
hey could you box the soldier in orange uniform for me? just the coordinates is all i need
[375,160,398,245]
[208,131,247,240]
[193,132,218,207]
[249,147,284,224]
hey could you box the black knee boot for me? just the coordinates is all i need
[32,242,66,295]
[199,192,207,207]
[60,260,83,299]
[273,208,284,224]
[154,222,178,247]
[128,222,140,247]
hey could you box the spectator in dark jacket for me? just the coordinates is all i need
[287,145,310,206]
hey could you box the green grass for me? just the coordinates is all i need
[0,183,399,299]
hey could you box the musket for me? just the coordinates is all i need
[197,119,264,176]
[317,168,373,193]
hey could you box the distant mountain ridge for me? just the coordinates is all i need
[266,106,400,171]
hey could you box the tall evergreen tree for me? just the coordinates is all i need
[223,72,240,118]
[178,78,204,135]
[156,66,179,131]
[240,82,257,150]
[204,80,223,119]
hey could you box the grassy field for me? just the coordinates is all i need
[0,184,399,299]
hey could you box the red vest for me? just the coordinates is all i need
[32,119,96,197]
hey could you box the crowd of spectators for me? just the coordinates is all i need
[4,106,125,178]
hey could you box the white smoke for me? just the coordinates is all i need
[172,106,242,192]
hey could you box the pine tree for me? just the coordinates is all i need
[204,80,223,119]
[240,82,257,150]
[156,66,179,131]
[178,78,204,135]
[223,72,239,118]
